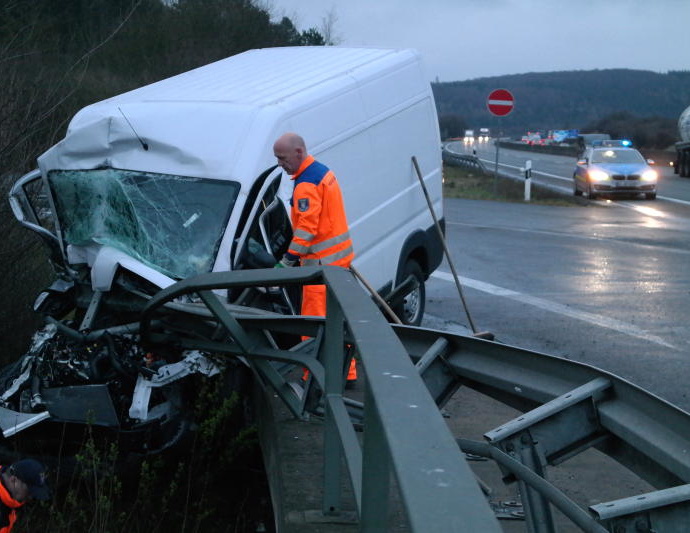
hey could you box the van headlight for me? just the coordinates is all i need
[641,170,658,182]
[588,170,610,182]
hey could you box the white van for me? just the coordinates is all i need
[11,47,444,325]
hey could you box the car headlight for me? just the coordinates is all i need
[641,170,658,182]
[588,170,610,181]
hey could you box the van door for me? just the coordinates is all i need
[230,168,296,312]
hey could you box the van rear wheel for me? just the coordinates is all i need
[394,260,425,326]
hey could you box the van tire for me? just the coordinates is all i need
[394,259,425,326]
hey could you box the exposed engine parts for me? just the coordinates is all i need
[0,323,222,453]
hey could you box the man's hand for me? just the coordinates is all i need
[274,256,296,268]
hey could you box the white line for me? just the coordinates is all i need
[487,99,513,107]
[431,271,676,349]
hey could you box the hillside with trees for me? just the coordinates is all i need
[433,69,690,144]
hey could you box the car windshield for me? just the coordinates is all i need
[591,149,646,165]
[48,168,240,279]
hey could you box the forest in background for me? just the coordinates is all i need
[434,69,690,146]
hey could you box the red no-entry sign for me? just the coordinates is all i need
[487,89,514,116]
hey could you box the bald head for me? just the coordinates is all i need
[273,132,307,175]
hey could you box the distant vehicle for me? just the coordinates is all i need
[551,129,579,143]
[524,132,544,145]
[573,146,657,200]
[463,129,475,144]
[674,104,690,177]
[592,139,633,148]
[477,128,490,142]
[576,133,611,154]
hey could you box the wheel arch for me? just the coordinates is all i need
[394,219,445,284]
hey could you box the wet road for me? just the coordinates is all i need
[424,147,690,413]
[447,140,690,201]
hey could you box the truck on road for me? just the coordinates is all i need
[675,104,690,177]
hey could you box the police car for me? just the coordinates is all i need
[573,142,658,200]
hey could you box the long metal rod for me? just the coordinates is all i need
[349,265,402,324]
[458,439,608,533]
[411,155,479,333]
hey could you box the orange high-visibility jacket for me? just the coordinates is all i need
[0,470,23,533]
[287,155,354,268]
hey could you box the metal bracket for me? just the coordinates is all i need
[129,351,221,420]
[484,377,612,533]
[485,377,612,470]
[591,483,690,532]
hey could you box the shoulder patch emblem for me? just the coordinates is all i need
[298,198,309,212]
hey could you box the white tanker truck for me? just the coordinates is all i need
[675,105,690,177]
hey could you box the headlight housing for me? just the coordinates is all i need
[641,169,658,182]
[588,170,610,182]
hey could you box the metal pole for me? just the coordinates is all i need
[493,124,501,195]
[350,265,402,324]
[411,156,479,334]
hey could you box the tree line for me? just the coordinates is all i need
[433,69,690,146]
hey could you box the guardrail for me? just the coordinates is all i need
[139,266,690,532]
[442,148,488,173]
[140,266,501,532]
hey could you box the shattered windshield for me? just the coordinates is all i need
[48,168,240,279]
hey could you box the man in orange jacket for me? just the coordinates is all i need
[273,132,357,383]
[0,459,50,533]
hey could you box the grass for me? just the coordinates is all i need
[443,163,588,206]
[22,378,272,533]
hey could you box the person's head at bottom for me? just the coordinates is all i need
[3,459,50,502]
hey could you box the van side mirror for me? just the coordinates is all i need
[647,159,655,165]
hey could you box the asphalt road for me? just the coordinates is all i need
[447,140,690,201]
[424,143,690,414]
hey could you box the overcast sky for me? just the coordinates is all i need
[266,0,690,82]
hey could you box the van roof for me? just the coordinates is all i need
[90,47,417,107]
[39,47,427,181]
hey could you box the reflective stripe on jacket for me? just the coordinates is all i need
[288,155,354,268]
[0,468,22,533]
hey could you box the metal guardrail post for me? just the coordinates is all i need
[322,286,346,515]
[360,385,391,531]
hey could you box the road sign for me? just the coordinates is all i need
[487,89,514,117]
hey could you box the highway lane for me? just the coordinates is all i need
[422,171,690,414]
[446,140,690,204]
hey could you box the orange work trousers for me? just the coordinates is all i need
[302,283,357,381]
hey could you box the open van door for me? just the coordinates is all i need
[230,167,296,313]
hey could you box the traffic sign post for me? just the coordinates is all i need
[486,89,514,193]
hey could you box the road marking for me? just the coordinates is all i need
[431,270,676,349]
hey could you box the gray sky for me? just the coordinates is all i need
[265,0,690,82]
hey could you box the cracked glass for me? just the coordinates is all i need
[48,168,240,279]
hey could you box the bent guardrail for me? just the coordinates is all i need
[140,266,501,532]
[139,266,690,532]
